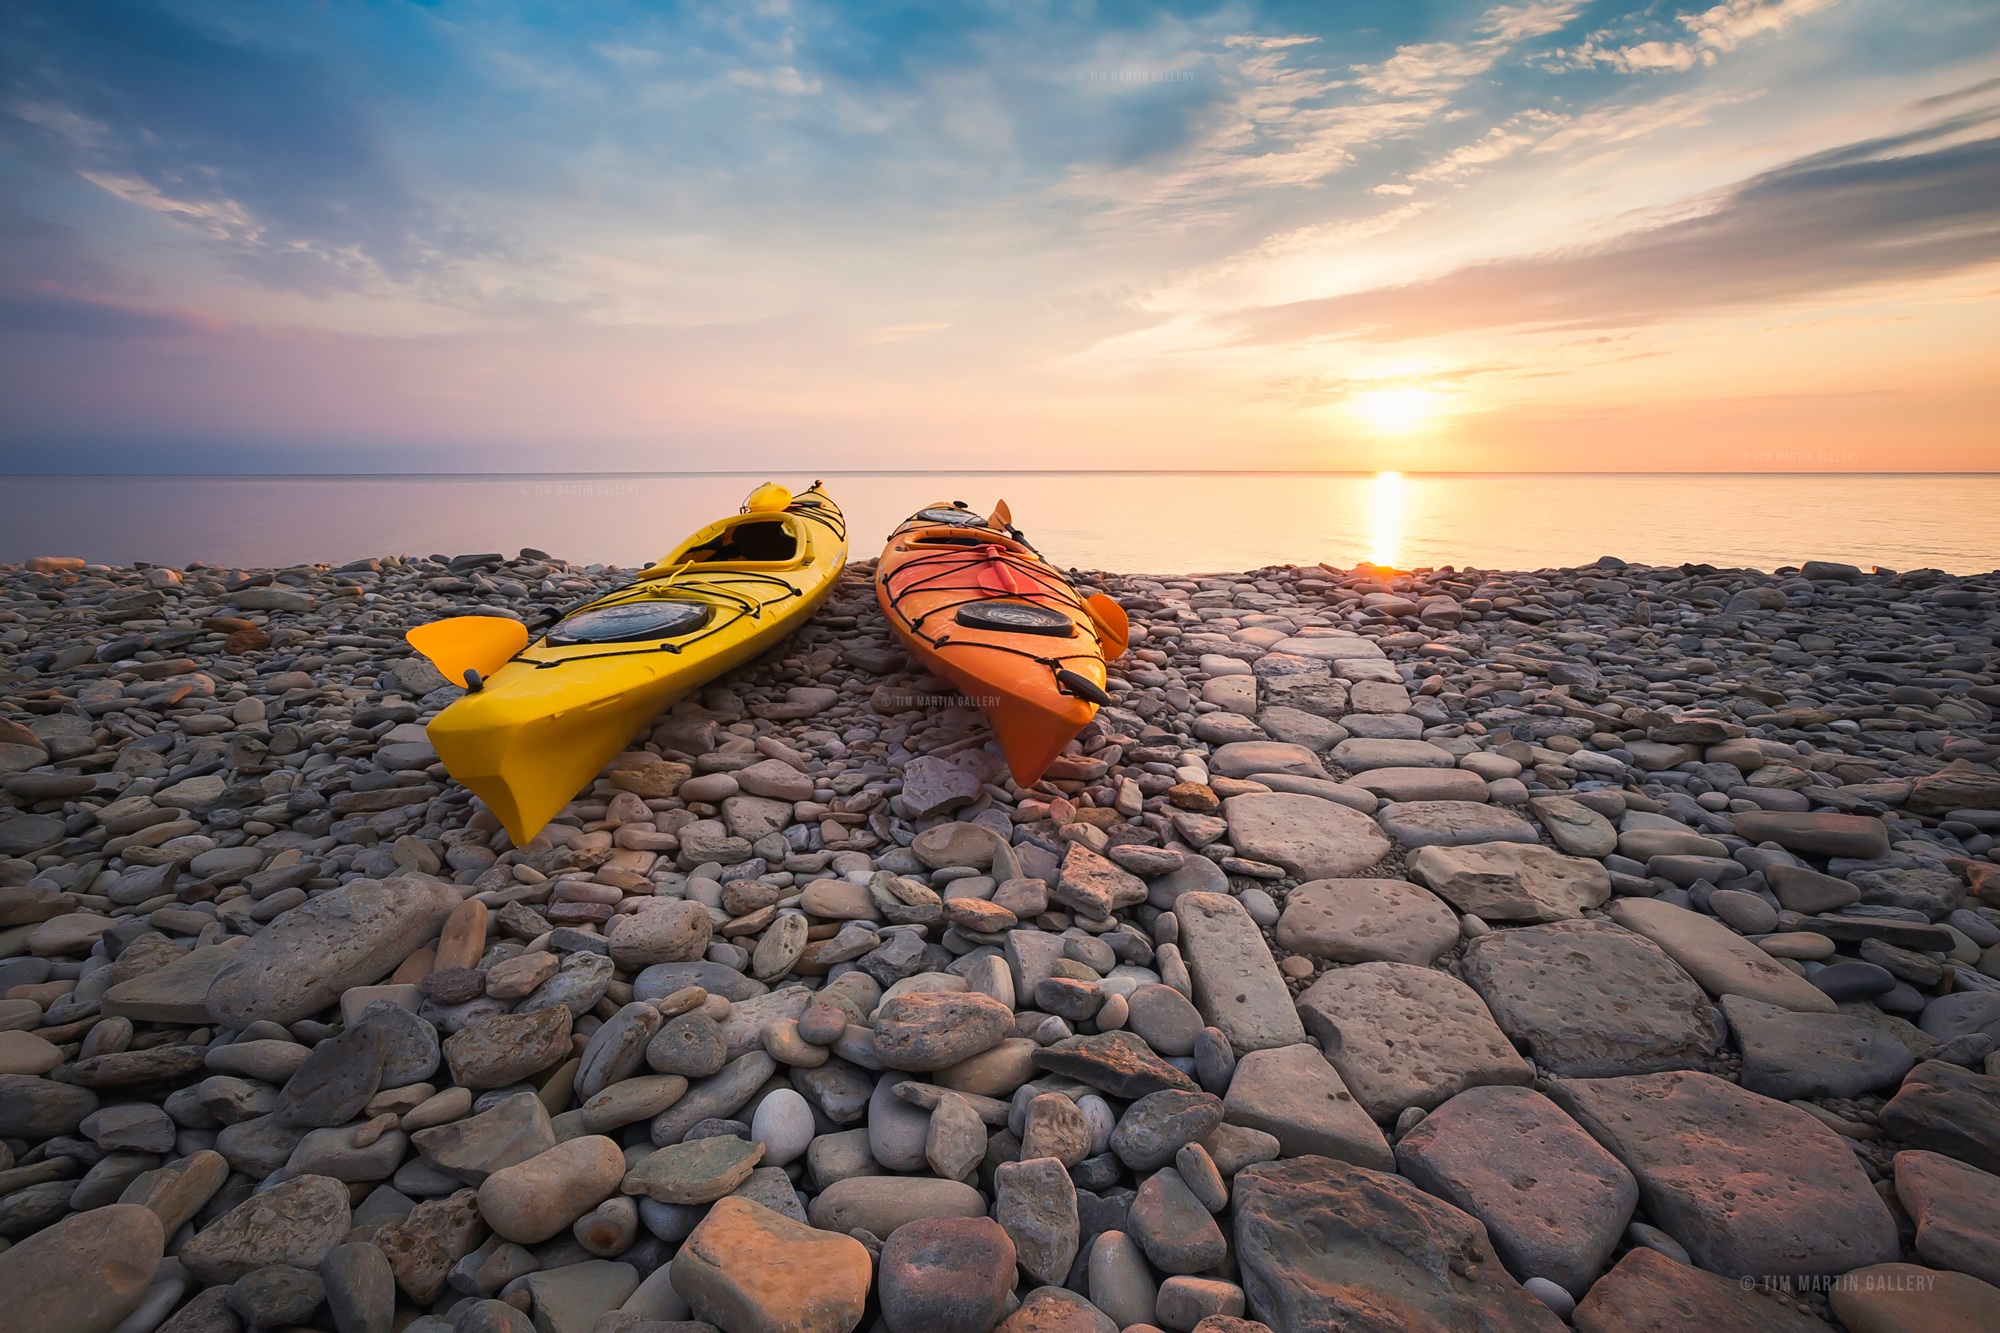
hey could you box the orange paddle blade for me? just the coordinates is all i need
[406,617,531,690]
[1085,593,1129,660]
[988,498,1013,529]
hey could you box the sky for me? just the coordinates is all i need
[1,0,1995,474]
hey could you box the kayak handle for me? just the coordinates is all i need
[1054,669,1113,707]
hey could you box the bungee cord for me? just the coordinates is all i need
[878,513,1112,703]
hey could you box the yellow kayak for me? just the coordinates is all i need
[424,482,846,844]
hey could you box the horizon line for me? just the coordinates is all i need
[5,469,1999,480]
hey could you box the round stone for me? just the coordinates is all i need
[751,1088,815,1168]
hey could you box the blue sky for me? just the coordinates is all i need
[1,0,1995,471]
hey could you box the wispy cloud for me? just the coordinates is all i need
[1234,112,2000,343]
[1562,0,1843,74]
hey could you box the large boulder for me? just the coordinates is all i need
[1407,843,1610,922]
[1175,891,1306,1054]
[1606,898,1837,1013]
[1222,793,1390,881]
[1233,1156,1565,1333]
[1546,1070,1898,1279]
[1273,878,1458,967]
[1571,1246,1829,1333]
[1296,963,1532,1120]
[1461,919,1726,1078]
[1396,1086,1636,1297]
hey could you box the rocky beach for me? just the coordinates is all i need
[2,545,1999,1333]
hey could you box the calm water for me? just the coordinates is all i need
[3,473,1995,575]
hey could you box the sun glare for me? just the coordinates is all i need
[1369,471,1402,569]
[1352,387,1438,433]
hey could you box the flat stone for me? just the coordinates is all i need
[1125,983,1206,1058]
[807,1175,988,1238]
[1175,891,1306,1054]
[83,1102,177,1153]
[1033,1031,1198,1099]
[1528,796,1619,858]
[1607,898,1838,1013]
[1109,1089,1226,1172]
[1348,767,1490,803]
[476,1135,625,1244]
[994,1156,1081,1287]
[1830,1263,2000,1333]
[1129,1167,1226,1274]
[1881,1061,2000,1174]
[647,1011,727,1078]
[278,1023,386,1128]
[1330,738,1456,771]
[1407,842,1610,922]
[519,1260,638,1333]
[901,756,984,819]
[0,1203,164,1333]
[1052,843,1147,921]
[1849,866,1965,918]
[1896,1149,2000,1289]
[442,1006,573,1089]
[1461,920,1726,1078]
[651,1052,776,1146]
[411,1090,554,1185]
[1223,792,1391,880]
[1379,801,1540,849]
[1209,742,1327,780]
[1767,864,1861,914]
[1297,962,1533,1120]
[1547,1070,1898,1278]
[1221,1043,1392,1171]
[872,990,1014,1070]
[180,1173,351,1283]
[27,912,113,956]
[206,877,460,1027]
[1570,1245,1829,1333]
[1233,1156,1564,1333]
[1721,995,1916,1100]
[672,1195,871,1333]
[607,901,713,970]
[622,1134,764,1204]
[0,1029,61,1076]
[0,1071,97,1138]
[1255,707,1347,751]
[1731,811,1890,860]
[1397,1086,1637,1297]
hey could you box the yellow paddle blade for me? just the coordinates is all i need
[988,498,1012,529]
[744,482,792,513]
[1085,593,1130,660]
[406,616,530,690]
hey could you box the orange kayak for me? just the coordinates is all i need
[876,500,1129,786]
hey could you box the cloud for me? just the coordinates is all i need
[1062,2,1582,214]
[1233,112,2000,344]
[0,0,499,296]
[1562,0,1841,74]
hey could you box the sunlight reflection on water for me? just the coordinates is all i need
[2,472,1995,575]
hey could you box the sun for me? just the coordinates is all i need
[1351,387,1439,433]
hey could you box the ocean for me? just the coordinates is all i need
[3,472,1995,575]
